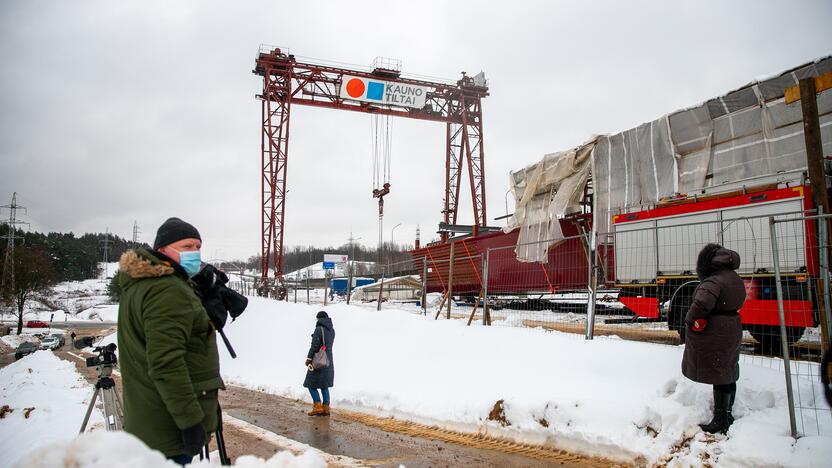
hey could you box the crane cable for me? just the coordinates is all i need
[371,114,393,267]
[371,114,392,188]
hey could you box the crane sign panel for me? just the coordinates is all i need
[339,75,427,109]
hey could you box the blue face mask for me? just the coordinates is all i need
[178,250,202,278]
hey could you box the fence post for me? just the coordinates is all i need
[346,261,353,305]
[817,208,832,352]
[769,216,799,438]
[586,232,598,340]
[376,265,385,312]
[447,241,455,320]
[422,256,428,316]
[324,272,329,306]
[482,249,490,325]
[294,276,297,303]
[306,268,310,305]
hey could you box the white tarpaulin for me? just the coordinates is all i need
[506,57,831,261]
[592,56,832,235]
[505,138,596,262]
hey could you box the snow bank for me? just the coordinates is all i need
[1,334,40,348]
[22,431,326,468]
[1,346,325,468]
[220,298,832,466]
[0,351,103,467]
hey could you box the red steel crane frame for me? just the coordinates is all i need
[253,48,488,295]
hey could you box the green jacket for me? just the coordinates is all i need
[117,249,224,457]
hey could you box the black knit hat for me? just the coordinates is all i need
[316,311,329,319]
[153,217,201,249]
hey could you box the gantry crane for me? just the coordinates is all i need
[253,47,489,297]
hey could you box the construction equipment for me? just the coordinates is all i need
[253,48,488,296]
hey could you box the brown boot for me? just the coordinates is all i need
[308,402,323,416]
[321,404,330,416]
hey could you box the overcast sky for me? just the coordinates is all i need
[1,1,830,263]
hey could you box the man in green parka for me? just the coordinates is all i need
[117,217,224,465]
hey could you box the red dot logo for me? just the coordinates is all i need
[345,78,365,98]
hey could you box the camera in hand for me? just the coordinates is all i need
[191,264,248,328]
[84,343,118,368]
[191,263,248,358]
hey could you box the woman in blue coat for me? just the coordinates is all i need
[304,311,335,416]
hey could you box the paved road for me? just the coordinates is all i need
[221,385,605,467]
[0,320,116,330]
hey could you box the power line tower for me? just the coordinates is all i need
[131,221,141,249]
[100,228,114,277]
[1,192,29,305]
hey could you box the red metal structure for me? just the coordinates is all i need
[253,48,489,296]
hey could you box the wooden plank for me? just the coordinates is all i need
[466,289,484,326]
[784,71,832,104]
[434,291,447,320]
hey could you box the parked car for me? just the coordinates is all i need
[40,337,61,350]
[50,333,66,347]
[15,342,38,360]
[26,320,49,328]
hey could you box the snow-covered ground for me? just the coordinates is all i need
[0,262,118,325]
[0,350,327,467]
[0,351,104,467]
[24,431,327,468]
[5,275,830,466]
[219,297,832,467]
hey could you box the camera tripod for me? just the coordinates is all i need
[79,362,124,433]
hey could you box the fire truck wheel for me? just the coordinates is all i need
[667,282,698,343]
[668,303,687,343]
[747,325,805,356]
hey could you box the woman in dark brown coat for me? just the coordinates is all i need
[682,243,746,434]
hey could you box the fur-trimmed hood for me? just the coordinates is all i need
[119,249,174,281]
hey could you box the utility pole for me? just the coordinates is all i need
[100,228,114,277]
[132,221,141,249]
[798,76,832,346]
[1,193,29,308]
[390,223,402,266]
[346,232,362,304]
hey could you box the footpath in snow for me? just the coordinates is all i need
[219,298,832,467]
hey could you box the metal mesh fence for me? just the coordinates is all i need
[423,251,484,322]
[228,210,832,437]
[593,210,822,351]
[355,258,423,312]
[481,233,593,334]
[768,213,832,437]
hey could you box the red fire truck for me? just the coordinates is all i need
[611,184,819,352]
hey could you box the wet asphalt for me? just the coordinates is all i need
[221,385,584,468]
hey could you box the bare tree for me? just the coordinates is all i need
[1,247,56,334]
